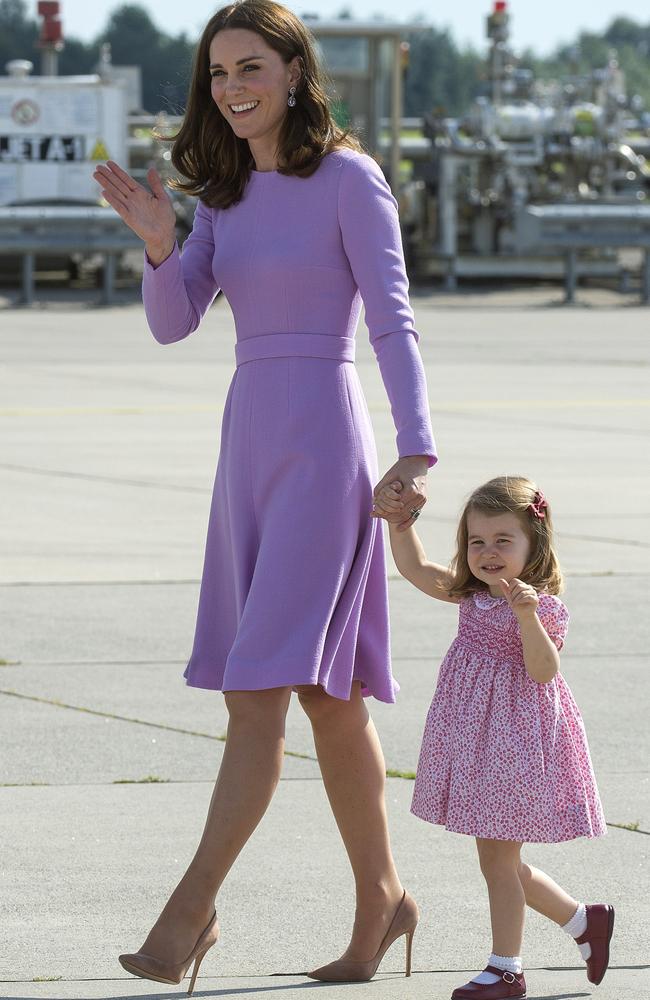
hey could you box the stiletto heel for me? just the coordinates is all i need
[119,911,219,992]
[187,948,209,996]
[405,927,415,977]
[307,889,419,983]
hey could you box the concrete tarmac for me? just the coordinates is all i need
[1,283,648,999]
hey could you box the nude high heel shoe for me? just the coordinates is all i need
[307,889,418,982]
[119,912,219,996]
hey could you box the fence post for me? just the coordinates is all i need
[642,250,650,305]
[103,253,116,306]
[22,253,35,306]
[564,249,577,304]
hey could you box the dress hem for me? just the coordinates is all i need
[409,807,607,843]
[184,664,398,705]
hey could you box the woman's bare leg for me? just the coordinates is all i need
[138,686,292,963]
[476,838,526,957]
[518,860,579,924]
[297,682,404,960]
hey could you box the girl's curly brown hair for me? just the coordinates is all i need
[447,476,564,600]
[167,0,362,208]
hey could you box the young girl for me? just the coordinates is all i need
[373,475,613,1000]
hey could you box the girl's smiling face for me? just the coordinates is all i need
[208,29,300,158]
[466,510,532,596]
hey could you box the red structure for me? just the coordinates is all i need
[37,1,64,48]
[37,1,64,74]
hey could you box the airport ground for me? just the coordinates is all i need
[1,279,648,998]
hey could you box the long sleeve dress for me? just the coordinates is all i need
[142,148,436,703]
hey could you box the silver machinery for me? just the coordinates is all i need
[402,1,650,294]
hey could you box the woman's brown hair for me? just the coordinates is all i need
[167,0,362,208]
[447,476,564,600]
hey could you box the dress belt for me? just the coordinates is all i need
[235,332,355,367]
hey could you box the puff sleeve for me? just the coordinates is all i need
[536,594,570,651]
[337,154,437,466]
[141,199,220,344]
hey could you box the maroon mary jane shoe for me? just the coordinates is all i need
[451,966,527,1000]
[576,903,615,985]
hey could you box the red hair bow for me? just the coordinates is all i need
[528,490,548,519]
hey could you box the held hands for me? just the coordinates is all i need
[499,578,539,620]
[371,456,428,531]
[93,161,176,263]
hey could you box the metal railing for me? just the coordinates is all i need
[516,203,650,303]
[0,206,143,305]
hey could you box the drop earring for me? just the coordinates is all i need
[288,86,297,107]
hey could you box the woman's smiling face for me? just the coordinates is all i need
[208,28,300,151]
[466,510,532,593]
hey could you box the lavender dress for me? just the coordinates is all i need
[142,149,436,703]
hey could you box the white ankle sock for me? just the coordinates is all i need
[471,954,523,985]
[491,954,523,974]
[562,902,591,960]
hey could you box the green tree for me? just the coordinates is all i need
[404,26,482,116]
[604,16,650,49]
[58,37,100,76]
[99,4,165,110]
[0,0,29,31]
[529,22,650,114]
[157,31,195,114]
[4,3,650,121]
[0,0,38,70]
[100,4,161,63]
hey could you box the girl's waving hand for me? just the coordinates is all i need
[499,577,539,619]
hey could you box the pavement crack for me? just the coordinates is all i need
[8,658,186,666]
[0,688,317,765]
[425,405,650,439]
[0,579,201,587]
[0,690,438,781]
[558,531,648,549]
[607,821,650,835]
[0,461,211,495]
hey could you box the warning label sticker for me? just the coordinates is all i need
[90,139,110,161]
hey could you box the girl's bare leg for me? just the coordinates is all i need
[296,682,404,960]
[137,686,293,963]
[476,838,526,957]
[518,861,579,925]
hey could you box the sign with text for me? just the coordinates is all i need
[0,135,86,162]
[0,77,126,204]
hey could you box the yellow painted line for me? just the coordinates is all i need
[426,399,650,411]
[1,398,649,417]
[0,405,222,416]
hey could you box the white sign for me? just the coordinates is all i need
[0,77,126,205]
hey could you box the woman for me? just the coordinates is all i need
[94,0,436,992]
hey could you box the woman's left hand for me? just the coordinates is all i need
[371,455,429,532]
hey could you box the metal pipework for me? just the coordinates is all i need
[37,1,64,77]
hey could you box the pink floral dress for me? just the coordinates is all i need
[410,592,607,843]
